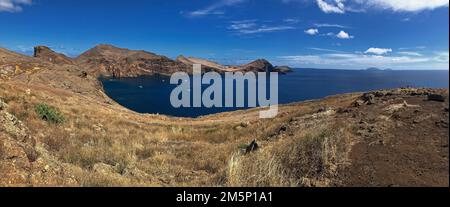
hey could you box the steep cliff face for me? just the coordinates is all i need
[33,46,74,65]
[75,44,190,78]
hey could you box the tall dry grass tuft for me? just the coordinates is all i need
[227,124,354,187]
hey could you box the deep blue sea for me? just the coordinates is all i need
[101,69,449,118]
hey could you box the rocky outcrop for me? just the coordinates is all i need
[34,46,74,65]
[75,44,190,78]
[240,59,274,72]
[239,59,292,73]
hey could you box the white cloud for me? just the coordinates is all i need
[0,0,31,12]
[308,47,346,53]
[321,32,336,36]
[229,21,257,30]
[187,0,245,17]
[317,0,346,13]
[238,26,296,34]
[365,47,392,55]
[279,53,430,66]
[399,46,426,50]
[397,51,422,56]
[365,0,449,12]
[305,28,319,35]
[336,30,354,39]
[314,23,348,28]
[283,18,300,24]
[228,20,296,35]
[315,0,449,14]
[276,52,446,69]
[434,51,449,62]
[401,17,411,22]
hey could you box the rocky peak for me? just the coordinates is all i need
[33,46,74,65]
[241,59,274,72]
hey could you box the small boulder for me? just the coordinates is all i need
[25,89,31,96]
[79,71,88,78]
[337,108,351,114]
[278,125,288,133]
[428,94,446,102]
[374,91,386,97]
[436,120,449,128]
[362,93,376,105]
[352,100,364,107]
[317,107,328,113]
[240,122,249,128]
[0,99,7,110]
[245,140,259,154]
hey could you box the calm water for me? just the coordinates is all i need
[101,69,449,117]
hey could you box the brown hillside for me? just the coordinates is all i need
[76,44,190,78]
[34,46,74,65]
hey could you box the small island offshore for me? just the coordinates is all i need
[0,45,448,187]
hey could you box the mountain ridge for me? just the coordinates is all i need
[27,44,293,78]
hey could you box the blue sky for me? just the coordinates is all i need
[0,0,448,69]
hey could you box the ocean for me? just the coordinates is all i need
[101,69,449,118]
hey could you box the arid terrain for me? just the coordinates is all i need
[0,46,448,187]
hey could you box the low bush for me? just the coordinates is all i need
[35,103,65,124]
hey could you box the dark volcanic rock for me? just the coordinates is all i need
[245,140,259,154]
[362,93,376,105]
[79,71,88,78]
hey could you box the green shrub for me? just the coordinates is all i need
[35,103,65,124]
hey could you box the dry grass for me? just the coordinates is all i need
[227,124,354,187]
[0,79,358,186]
